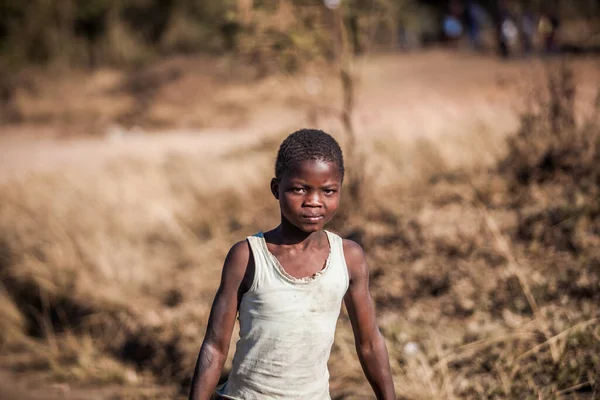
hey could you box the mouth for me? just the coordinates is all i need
[301,215,324,223]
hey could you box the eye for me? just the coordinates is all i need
[323,189,337,195]
[291,187,306,194]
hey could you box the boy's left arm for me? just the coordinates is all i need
[343,239,396,400]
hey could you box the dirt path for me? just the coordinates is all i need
[0,128,269,182]
[5,52,600,181]
[2,52,599,183]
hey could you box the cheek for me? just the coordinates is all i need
[325,195,341,211]
[280,194,302,209]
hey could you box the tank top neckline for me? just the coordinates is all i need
[256,230,333,285]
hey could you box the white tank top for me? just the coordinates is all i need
[217,230,349,399]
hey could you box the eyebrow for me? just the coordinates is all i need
[287,181,340,188]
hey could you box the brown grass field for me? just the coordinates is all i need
[1,50,599,399]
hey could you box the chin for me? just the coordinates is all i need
[296,223,324,233]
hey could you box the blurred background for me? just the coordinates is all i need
[1,0,599,399]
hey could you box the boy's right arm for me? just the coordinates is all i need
[188,241,251,400]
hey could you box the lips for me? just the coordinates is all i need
[301,215,323,222]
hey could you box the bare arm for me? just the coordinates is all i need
[343,239,396,400]
[188,241,252,400]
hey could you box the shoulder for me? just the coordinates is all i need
[342,239,366,264]
[223,239,253,277]
[342,239,368,281]
[219,239,256,294]
[226,239,251,263]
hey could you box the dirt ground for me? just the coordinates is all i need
[0,370,178,399]
[1,50,599,399]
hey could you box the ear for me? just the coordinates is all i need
[270,178,280,200]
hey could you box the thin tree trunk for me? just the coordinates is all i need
[335,3,364,207]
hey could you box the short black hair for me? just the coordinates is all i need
[275,129,344,181]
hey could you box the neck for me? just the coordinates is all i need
[274,216,324,246]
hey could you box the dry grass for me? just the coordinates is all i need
[1,58,600,399]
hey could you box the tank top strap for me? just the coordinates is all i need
[246,232,270,292]
[324,230,350,290]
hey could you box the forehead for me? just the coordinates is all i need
[281,159,342,183]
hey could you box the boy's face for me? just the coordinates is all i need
[272,159,342,233]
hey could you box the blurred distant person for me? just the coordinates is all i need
[464,1,487,51]
[492,0,515,58]
[520,8,537,55]
[188,129,396,400]
[443,0,465,43]
[539,9,560,53]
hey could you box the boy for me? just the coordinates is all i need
[189,129,396,399]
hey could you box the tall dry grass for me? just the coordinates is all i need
[1,61,599,399]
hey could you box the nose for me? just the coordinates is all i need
[304,191,322,207]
